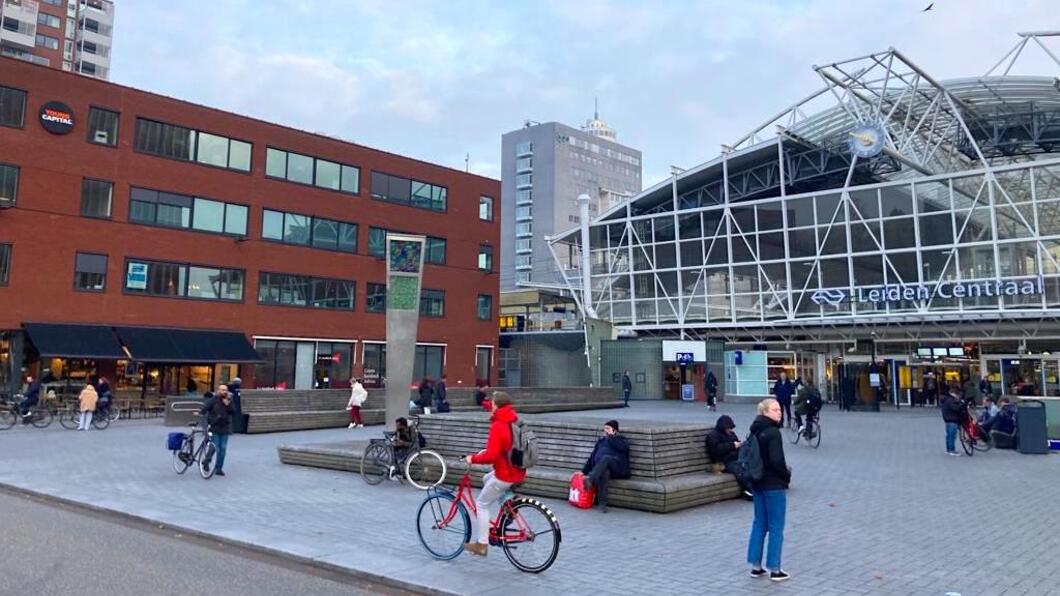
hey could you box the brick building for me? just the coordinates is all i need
[0,56,499,398]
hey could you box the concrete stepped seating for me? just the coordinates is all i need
[243,387,623,434]
[278,412,741,513]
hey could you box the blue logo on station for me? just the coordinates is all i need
[848,122,886,159]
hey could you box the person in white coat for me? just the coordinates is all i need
[347,378,368,428]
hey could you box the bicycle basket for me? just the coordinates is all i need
[166,432,187,451]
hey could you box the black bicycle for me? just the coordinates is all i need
[172,419,218,479]
[361,416,446,490]
[58,403,110,430]
[788,412,822,448]
[0,393,53,430]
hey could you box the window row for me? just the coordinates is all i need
[363,283,455,318]
[125,259,245,301]
[128,186,248,236]
[258,272,356,310]
[265,147,360,194]
[134,117,252,172]
[371,171,447,212]
[262,209,358,253]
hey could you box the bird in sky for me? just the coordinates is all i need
[923,3,934,11]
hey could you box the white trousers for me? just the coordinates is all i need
[473,471,513,544]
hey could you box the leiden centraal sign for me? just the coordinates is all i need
[811,276,1045,306]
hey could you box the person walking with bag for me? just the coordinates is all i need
[200,385,235,476]
[463,392,526,557]
[77,382,98,431]
[747,398,791,582]
[347,378,367,428]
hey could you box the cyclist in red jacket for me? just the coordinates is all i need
[463,391,527,556]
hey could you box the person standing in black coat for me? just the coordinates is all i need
[940,385,965,456]
[581,420,630,512]
[705,370,718,411]
[746,399,791,582]
[200,385,235,476]
[706,415,751,497]
[433,375,449,412]
[621,370,632,407]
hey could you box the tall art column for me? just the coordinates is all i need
[384,234,426,431]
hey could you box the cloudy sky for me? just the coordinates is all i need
[112,0,1059,188]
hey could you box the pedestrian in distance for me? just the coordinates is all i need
[347,377,368,428]
[747,398,791,582]
[940,383,964,456]
[705,370,718,411]
[417,378,433,412]
[474,383,490,408]
[621,369,632,407]
[434,374,450,413]
[463,391,526,557]
[186,377,199,396]
[18,376,41,419]
[200,385,235,476]
[772,372,795,426]
[228,376,245,434]
[705,414,750,498]
[978,374,993,401]
[77,381,98,431]
[580,419,630,513]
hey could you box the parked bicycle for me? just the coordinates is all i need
[958,400,992,456]
[58,403,110,430]
[171,418,218,479]
[361,415,447,490]
[787,412,821,448]
[416,463,561,573]
[0,393,53,430]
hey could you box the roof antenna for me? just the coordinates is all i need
[465,153,470,173]
[594,96,599,120]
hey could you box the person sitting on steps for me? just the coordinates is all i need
[706,415,751,498]
[581,419,630,513]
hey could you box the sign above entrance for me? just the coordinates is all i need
[662,340,706,363]
[810,276,1045,306]
[39,101,75,135]
[675,352,694,364]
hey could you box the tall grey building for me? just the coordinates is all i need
[500,114,642,290]
[0,0,115,79]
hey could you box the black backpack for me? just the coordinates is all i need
[734,430,765,487]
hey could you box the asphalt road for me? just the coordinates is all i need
[0,487,419,596]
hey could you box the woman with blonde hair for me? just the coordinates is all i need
[746,398,791,582]
[77,382,99,431]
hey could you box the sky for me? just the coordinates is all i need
[111,0,1060,188]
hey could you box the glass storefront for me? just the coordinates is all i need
[254,338,355,390]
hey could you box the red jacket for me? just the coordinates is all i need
[470,404,527,484]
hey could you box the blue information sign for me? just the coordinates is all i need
[676,352,694,364]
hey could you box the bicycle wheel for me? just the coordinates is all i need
[809,421,821,449]
[91,413,110,430]
[30,407,53,428]
[958,425,974,456]
[973,428,993,452]
[59,408,79,430]
[405,449,447,490]
[173,436,194,475]
[498,498,561,573]
[361,442,392,485]
[787,421,801,444]
[0,408,14,430]
[417,492,470,560]
[199,441,217,479]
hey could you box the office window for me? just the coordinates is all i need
[0,243,10,285]
[516,141,532,154]
[124,258,242,301]
[81,40,98,55]
[425,237,446,265]
[477,295,492,321]
[516,238,531,252]
[258,272,355,311]
[187,266,244,301]
[86,107,119,146]
[129,187,246,236]
[479,196,494,221]
[420,289,445,317]
[366,282,386,312]
[371,171,446,212]
[516,173,532,186]
[0,86,27,128]
[516,222,532,235]
[35,34,60,50]
[262,209,356,253]
[80,178,113,218]
[368,227,387,257]
[134,118,251,172]
[478,244,493,271]
[516,189,532,203]
[74,252,107,291]
[0,164,19,205]
[516,205,531,219]
[265,147,360,194]
[413,345,445,381]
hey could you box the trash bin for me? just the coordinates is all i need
[1016,400,1049,454]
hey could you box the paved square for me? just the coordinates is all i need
[0,402,1056,595]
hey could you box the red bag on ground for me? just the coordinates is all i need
[568,472,596,509]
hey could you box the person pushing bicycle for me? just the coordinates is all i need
[462,391,526,557]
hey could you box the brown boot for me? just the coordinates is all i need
[464,542,488,557]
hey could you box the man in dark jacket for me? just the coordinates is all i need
[417,378,433,410]
[18,376,41,418]
[706,415,751,497]
[200,385,235,476]
[940,385,965,456]
[747,399,791,582]
[705,370,718,411]
[621,370,632,407]
[772,372,795,426]
[581,420,630,512]
[434,375,449,412]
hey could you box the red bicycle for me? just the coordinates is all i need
[416,464,561,573]
[958,400,993,456]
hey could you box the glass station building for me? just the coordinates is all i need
[551,36,1060,409]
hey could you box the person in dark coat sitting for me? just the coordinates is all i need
[581,420,630,513]
[706,415,751,497]
[417,378,433,410]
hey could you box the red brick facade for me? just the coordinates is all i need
[0,57,499,388]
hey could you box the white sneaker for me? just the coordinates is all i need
[348,423,356,429]
[357,424,364,428]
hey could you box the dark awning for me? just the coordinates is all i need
[114,327,261,363]
[23,323,127,359]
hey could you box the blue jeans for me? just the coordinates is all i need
[210,433,229,471]
[747,489,786,571]
[623,389,630,406]
[945,422,958,453]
